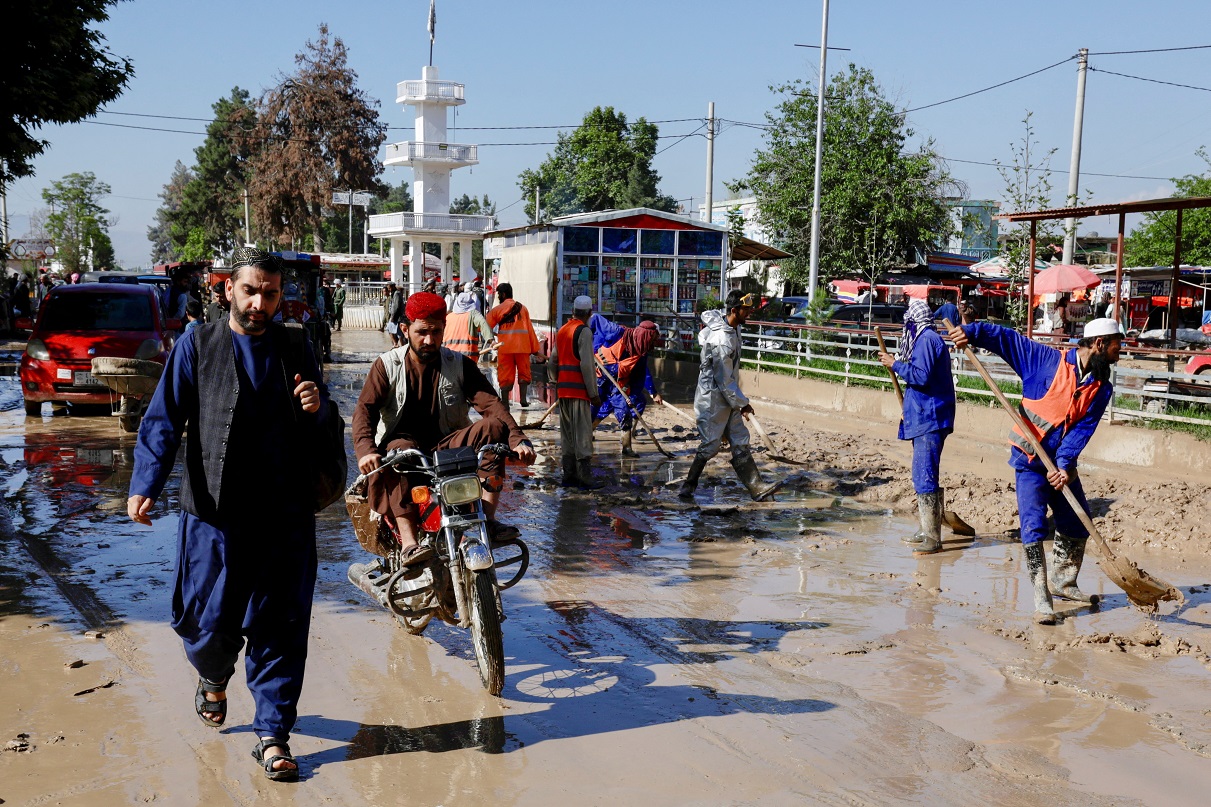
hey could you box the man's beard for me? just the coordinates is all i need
[412,342,440,362]
[1087,349,1113,383]
[232,299,268,333]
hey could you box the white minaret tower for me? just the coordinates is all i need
[368,1,493,288]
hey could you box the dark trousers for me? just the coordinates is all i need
[179,615,310,740]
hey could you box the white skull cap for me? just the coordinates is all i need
[573,295,593,311]
[1083,317,1125,338]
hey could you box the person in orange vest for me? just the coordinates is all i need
[547,296,602,488]
[443,283,494,362]
[947,317,1122,624]
[486,282,542,411]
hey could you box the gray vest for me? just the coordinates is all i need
[375,345,472,449]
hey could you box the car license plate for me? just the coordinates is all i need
[77,448,113,465]
[74,371,102,387]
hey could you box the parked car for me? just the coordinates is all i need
[1185,350,1211,376]
[828,303,908,328]
[19,283,176,416]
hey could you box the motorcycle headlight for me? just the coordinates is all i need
[134,339,163,360]
[25,338,50,361]
[439,475,482,506]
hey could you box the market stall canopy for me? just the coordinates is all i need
[996,196,1211,221]
[969,255,1048,278]
[731,235,790,262]
[1031,263,1101,294]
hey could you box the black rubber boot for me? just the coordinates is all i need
[678,455,709,500]
[1024,542,1057,625]
[577,458,604,490]
[560,455,578,487]
[620,429,638,457]
[731,449,779,501]
[518,383,530,409]
[1049,533,1099,604]
[911,492,943,555]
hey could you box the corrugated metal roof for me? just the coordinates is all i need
[997,196,1211,221]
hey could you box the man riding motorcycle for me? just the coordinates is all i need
[351,292,536,565]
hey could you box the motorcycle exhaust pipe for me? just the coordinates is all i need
[347,562,390,608]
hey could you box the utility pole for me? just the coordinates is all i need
[704,101,715,224]
[806,0,831,303]
[347,188,354,254]
[243,187,251,245]
[363,208,369,254]
[1062,48,1088,265]
[534,186,540,224]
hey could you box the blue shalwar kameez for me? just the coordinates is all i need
[131,327,322,740]
[891,326,955,494]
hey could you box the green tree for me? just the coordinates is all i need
[147,160,194,264]
[450,194,498,270]
[249,24,387,252]
[180,227,210,262]
[42,172,115,274]
[1127,148,1211,267]
[994,112,1060,326]
[517,106,677,222]
[731,64,956,286]
[170,87,257,257]
[1,0,133,186]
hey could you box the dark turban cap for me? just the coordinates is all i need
[229,246,281,272]
[405,291,447,321]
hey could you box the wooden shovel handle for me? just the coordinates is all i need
[874,326,904,406]
[942,319,1116,560]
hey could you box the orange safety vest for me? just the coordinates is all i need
[443,312,481,361]
[488,301,540,354]
[596,337,642,392]
[555,319,590,400]
[1009,355,1102,457]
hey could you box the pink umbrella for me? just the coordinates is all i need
[1031,263,1102,294]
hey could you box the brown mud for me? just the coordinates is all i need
[1,332,1209,805]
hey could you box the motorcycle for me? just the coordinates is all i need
[345,443,529,695]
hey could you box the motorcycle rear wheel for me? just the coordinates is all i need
[468,570,505,695]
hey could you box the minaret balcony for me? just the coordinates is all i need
[384,140,478,168]
[368,211,495,238]
[396,79,465,106]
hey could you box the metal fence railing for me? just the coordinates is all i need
[651,318,1211,430]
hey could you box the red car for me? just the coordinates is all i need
[1185,351,1211,376]
[20,284,176,416]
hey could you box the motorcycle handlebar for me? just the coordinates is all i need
[477,443,517,461]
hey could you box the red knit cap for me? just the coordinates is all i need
[405,291,447,321]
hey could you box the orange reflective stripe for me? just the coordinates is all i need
[1008,355,1102,455]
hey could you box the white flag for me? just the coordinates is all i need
[428,0,436,44]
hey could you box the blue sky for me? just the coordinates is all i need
[8,0,1211,268]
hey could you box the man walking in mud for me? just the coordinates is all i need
[486,282,543,411]
[947,317,1123,624]
[127,247,329,782]
[548,295,603,488]
[678,290,778,501]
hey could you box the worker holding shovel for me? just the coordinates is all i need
[876,300,956,556]
[946,317,1124,624]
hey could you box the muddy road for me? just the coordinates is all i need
[2,331,1209,806]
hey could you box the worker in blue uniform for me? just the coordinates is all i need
[878,299,955,555]
[947,317,1124,624]
[592,320,663,456]
[128,247,328,782]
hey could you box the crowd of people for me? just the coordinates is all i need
[121,246,1129,783]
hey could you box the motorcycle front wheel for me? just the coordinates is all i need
[468,569,505,695]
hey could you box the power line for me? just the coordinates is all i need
[1088,44,1211,56]
[1090,66,1211,93]
[901,55,1077,114]
[97,109,703,132]
[82,118,702,147]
